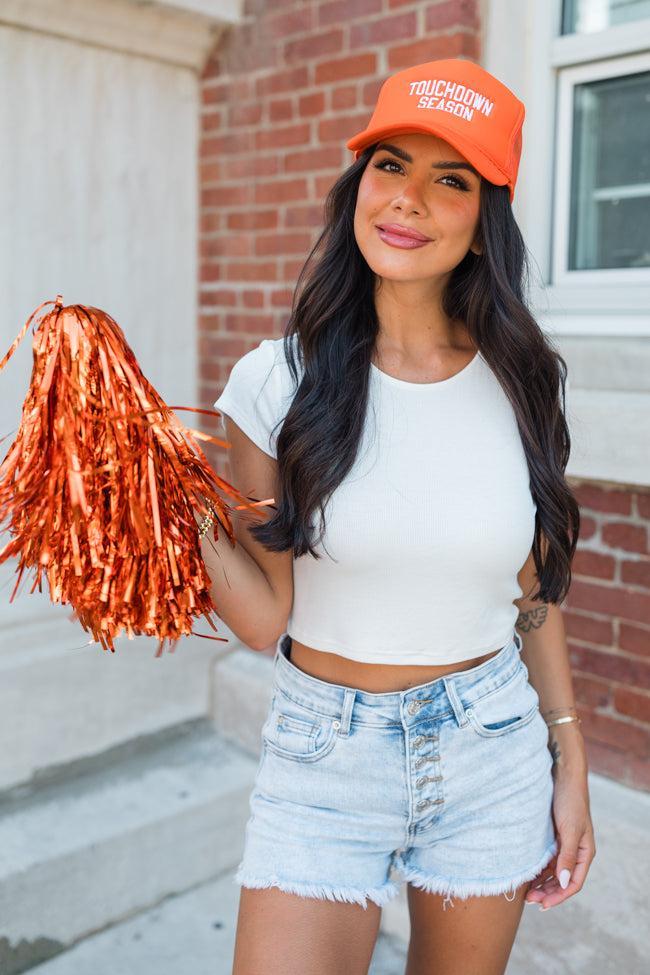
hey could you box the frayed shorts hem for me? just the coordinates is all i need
[395,836,559,908]
[232,836,558,913]
[233,869,402,910]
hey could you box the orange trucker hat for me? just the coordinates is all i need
[346,58,525,203]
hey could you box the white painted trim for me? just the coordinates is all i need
[551,15,650,65]
[566,389,650,486]
[0,0,241,70]
[552,52,650,289]
[484,0,650,337]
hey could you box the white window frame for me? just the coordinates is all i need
[485,0,650,336]
[553,51,650,289]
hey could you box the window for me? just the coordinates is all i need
[549,0,650,292]
[562,0,650,34]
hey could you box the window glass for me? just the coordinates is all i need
[568,70,650,270]
[563,0,650,33]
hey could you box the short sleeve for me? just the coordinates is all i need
[213,339,281,458]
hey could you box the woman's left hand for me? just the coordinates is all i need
[524,767,596,909]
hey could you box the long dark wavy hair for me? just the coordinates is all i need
[248,144,580,605]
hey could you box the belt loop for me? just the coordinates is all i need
[442,676,469,728]
[338,688,356,736]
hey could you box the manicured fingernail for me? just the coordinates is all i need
[559,869,571,889]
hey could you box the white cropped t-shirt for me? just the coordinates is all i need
[213,335,537,665]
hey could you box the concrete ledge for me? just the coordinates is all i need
[211,646,275,756]
[0,720,258,974]
[0,612,236,791]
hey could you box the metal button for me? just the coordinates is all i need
[332,720,340,729]
[413,736,424,748]
[408,701,421,715]
[417,799,432,810]
[416,776,429,788]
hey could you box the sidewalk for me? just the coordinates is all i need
[27,767,649,975]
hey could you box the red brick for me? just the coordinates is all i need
[578,708,650,759]
[200,212,222,234]
[255,66,310,97]
[350,12,417,48]
[255,232,313,256]
[331,84,358,109]
[267,5,314,39]
[565,579,650,627]
[563,609,614,648]
[256,123,312,151]
[200,111,222,134]
[198,263,222,285]
[227,210,278,231]
[621,558,650,590]
[284,146,343,172]
[572,550,616,580]
[638,491,650,519]
[619,622,650,658]
[319,0,382,28]
[573,483,633,515]
[223,316,276,337]
[424,0,481,30]
[569,643,650,691]
[200,163,222,185]
[228,102,264,128]
[298,91,327,117]
[242,291,265,309]
[388,33,479,69]
[201,185,253,208]
[601,521,648,554]
[319,113,372,143]
[573,674,612,709]
[223,156,280,179]
[270,289,294,306]
[269,98,294,123]
[200,289,237,307]
[580,738,650,792]
[613,687,650,724]
[577,515,598,540]
[225,262,278,282]
[200,132,253,158]
[316,53,377,84]
[285,204,328,226]
[254,178,310,204]
[200,236,252,260]
[285,29,344,64]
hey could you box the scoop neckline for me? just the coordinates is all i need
[370,350,482,389]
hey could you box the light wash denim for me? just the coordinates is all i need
[233,629,558,911]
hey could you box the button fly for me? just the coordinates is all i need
[408,701,422,715]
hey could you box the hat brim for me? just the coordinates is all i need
[346,122,513,202]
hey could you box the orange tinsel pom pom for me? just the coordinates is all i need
[0,295,275,656]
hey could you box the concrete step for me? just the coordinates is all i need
[24,767,650,975]
[24,870,409,975]
[0,601,239,790]
[0,719,260,975]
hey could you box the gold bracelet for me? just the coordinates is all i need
[545,715,582,728]
[197,499,218,539]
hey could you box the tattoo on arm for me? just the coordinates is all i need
[516,605,548,632]
[549,737,562,770]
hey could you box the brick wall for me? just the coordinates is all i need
[197,0,650,792]
[564,482,650,791]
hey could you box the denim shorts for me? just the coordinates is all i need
[233,629,558,911]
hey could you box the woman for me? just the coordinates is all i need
[201,57,595,975]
